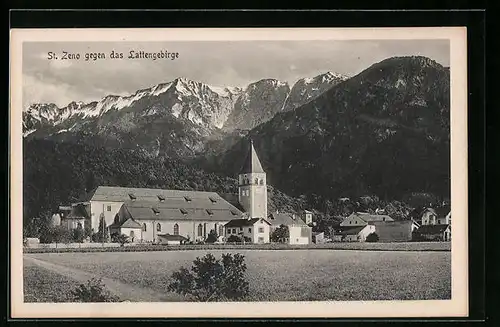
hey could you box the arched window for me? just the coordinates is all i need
[259,179,264,185]
[255,178,259,184]
[157,223,161,232]
[174,223,179,235]
[143,223,147,232]
[198,224,203,237]
[219,225,224,236]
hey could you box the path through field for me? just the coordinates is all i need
[24,256,181,302]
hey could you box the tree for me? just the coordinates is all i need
[111,233,129,246]
[205,230,218,243]
[71,278,119,302]
[366,233,379,242]
[51,225,72,244]
[270,224,289,243]
[97,216,109,242]
[167,253,249,301]
[72,224,85,243]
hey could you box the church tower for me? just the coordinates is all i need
[238,140,268,219]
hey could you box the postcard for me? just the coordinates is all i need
[10,27,468,318]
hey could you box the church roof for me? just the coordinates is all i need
[225,218,271,228]
[239,140,265,174]
[83,186,231,204]
[122,197,243,222]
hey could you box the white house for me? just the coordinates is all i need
[267,212,312,245]
[224,217,271,244]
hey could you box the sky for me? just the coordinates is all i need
[22,39,450,108]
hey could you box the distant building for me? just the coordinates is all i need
[413,224,451,241]
[369,220,420,242]
[303,210,314,225]
[332,225,376,242]
[267,212,312,245]
[224,217,271,244]
[340,212,394,227]
[414,206,451,241]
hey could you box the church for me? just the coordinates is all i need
[59,140,312,244]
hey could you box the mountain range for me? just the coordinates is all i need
[23,55,450,218]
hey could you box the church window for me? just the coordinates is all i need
[173,223,179,235]
[128,193,136,200]
[107,205,111,211]
[142,223,147,232]
[157,194,165,202]
[219,225,224,235]
[157,223,162,232]
[198,224,203,236]
[179,208,188,215]
[206,209,214,216]
[209,197,217,204]
[184,196,192,202]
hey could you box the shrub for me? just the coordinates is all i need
[227,235,251,243]
[366,233,379,242]
[70,278,119,302]
[167,252,249,301]
[205,230,218,244]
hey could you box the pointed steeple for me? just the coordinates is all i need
[239,139,265,174]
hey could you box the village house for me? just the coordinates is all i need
[332,224,376,242]
[413,206,451,241]
[267,211,312,245]
[369,220,420,242]
[224,217,271,244]
[340,212,394,227]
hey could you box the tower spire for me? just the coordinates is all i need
[239,139,264,174]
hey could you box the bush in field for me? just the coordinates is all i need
[167,253,249,301]
[72,224,85,243]
[270,224,289,243]
[71,278,119,302]
[205,230,218,244]
[366,233,379,242]
[111,233,129,246]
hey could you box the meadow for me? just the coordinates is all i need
[24,249,451,302]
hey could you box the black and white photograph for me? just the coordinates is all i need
[10,27,468,318]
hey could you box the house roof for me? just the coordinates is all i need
[414,224,450,235]
[334,226,367,236]
[158,234,188,241]
[368,220,418,227]
[123,198,243,222]
[224,218,270,228]
[267,213,308,227]
[65,204,89,219]
[239,140,265,174]
[349,212,394,223]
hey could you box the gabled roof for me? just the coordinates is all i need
[414,224,450,235]
[334,226,368,236]
[267,213,308,227]
[239,140,265,174]
[123,198,242,222]
[349,212,394,223]
[224,218,271,228]
[83,186,232,204]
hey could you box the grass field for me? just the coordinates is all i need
[24,249,451,302]
[23,259,79,302]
